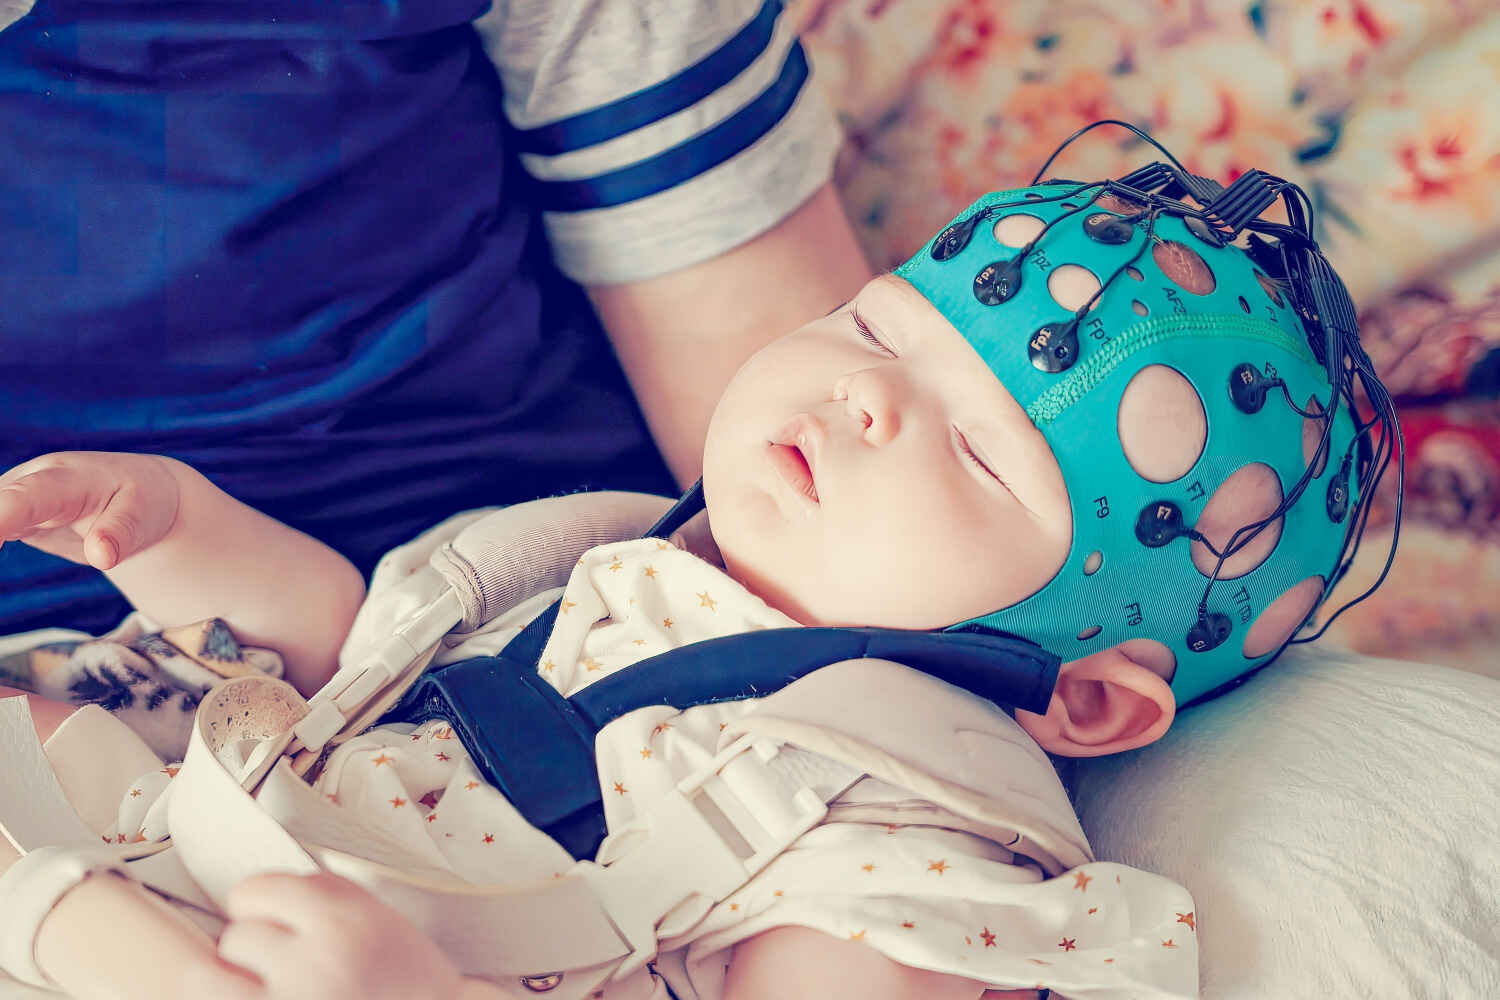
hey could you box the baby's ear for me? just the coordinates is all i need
[1013,641,1177,757]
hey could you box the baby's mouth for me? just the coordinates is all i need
[767,441,819,504]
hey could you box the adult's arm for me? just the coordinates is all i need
[588,182,870,485]
[476,0,873,486]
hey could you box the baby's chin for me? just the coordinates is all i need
[775,585,976,632]
[715,543,812,625]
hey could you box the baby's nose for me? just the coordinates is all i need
[840,369,901,446]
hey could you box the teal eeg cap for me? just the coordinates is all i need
[897,151,1394,707]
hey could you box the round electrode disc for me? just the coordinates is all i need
[932,213,984,261]
[974,259,1023,306]
[1027,322,1079,373]
[1083,212,1135,245]
[1185,215,1227,247]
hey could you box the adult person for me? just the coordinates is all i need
[0,0,871,635]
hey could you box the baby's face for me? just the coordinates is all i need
[703,274,1073,629]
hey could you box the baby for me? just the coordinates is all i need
[0,165,1381,1000]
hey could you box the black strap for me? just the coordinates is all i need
[383,606,1059,859]
[571,626,1057,724]
[644,478,705,540]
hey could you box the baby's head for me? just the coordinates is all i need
[702,168,1388,759]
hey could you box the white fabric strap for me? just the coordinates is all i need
[0,699,189,988]
[167,679,325,905]
[291,597,456,759]
[164,659,1089,994]
[165,673,861,996]
[430,492,678,630]
[723,658,1092,875]
[0,697,99,854]
[293,493,680,760]
[578,736,850,980]
[39,704,165,838]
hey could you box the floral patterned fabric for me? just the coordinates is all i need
[794,0,1500,675]
[0,614,282,760]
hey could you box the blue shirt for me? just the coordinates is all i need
[0,0,837,635]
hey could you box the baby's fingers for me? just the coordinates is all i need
[0,466,93,540]
[0,461,159,570]
[81,482,162,570]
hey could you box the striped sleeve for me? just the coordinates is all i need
[474,0,842,285]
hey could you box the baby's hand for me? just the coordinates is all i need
[0,451,181,570]
[190,872,475,1000]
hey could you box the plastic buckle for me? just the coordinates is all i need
[291,700,347,756]
[294,591,464,755]
[579,736,827,977]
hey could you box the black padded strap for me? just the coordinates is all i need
[384,615,1059,860]
[572,626,1059,724]
[644,479,706,540]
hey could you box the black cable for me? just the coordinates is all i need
[1293,368,1404,643]
[1030,119,1196,186]
[1294,353,1399,639]
[1072,207,1163,317]
[1020,124,1404,660]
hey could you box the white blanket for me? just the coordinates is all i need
[1070,643,1500,999]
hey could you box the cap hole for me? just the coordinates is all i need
[1238,296,1252,313]
[1118,365,1207,483]
[1255,270,1284,306]
[1048,264,1101,312]
[1302,396,1330,479]
[1083,550,1103,575]
[993,213,1046,249]
[1152,240,1217,295]
[1125,265,1144,282]
[1077,625,1103,641]
[1096,192,1145,215]
[1243,576,1326,658]
[1191,463,1285,579]
[1132,300,1149,316]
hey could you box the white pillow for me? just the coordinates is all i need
[1070,644,1500,999]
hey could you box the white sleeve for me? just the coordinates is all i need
[475,0,842,284]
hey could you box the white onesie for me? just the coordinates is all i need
[48,523,1201,999]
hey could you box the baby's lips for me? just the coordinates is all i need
[767,442,819,504]
[772,413,826,477]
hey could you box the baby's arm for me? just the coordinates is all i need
[33,872,223,1000]
[178,873,504,1000]
[24,869,1040,1000]
[28,872,497,1000]
[0,452,365,695]
[725,927,1042,1000]
[193,876,1034,1000]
